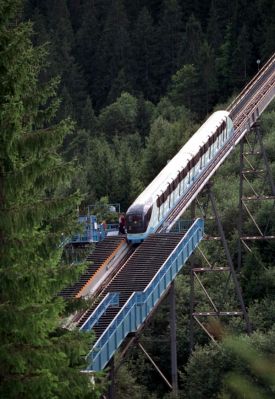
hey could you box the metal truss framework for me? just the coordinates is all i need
[105,122,274,399]
[107,283,178,399]
[189,184,251,347]
[190,120,275,346]
[237,122,275,268]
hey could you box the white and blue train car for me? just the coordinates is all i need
[126,111,234,243]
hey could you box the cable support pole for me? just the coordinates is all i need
[169,281,178,396]
[207,185,252,334]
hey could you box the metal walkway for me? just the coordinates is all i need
[79,219,204,371]
[60,236,126,299]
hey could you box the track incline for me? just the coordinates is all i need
[77,233,186,339]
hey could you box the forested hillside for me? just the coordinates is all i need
[23,0,275,209]
[0,0,274,398]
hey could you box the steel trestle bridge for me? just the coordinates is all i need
[62,53,275,374]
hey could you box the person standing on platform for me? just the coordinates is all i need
[119,214,126,234]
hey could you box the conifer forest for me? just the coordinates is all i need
[0,0,275,398]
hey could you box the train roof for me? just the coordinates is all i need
[129,110,230,209]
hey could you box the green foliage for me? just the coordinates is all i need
[181,329,275,399]
[98,92,138,137]
[221,331,275,399]
[131,7,156,100]
[142,99,194,185]
[91,196,118,224]
[24,0,274,116]
[86,136,119,202]
[114,362,156,399]
[182,343,230,399]
[80,96,98,133]
[249,298,275,332]
[0,2,102,397]
[168,65,199,110]
[18,1,275,397]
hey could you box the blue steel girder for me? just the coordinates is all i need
[80,292,120,332]
[85,218,204,371]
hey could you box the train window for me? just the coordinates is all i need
[183,166,189,177]
[208,142,212,158]
[126,213,143,232]
[145,206,152,226]
[127,214,142,224]
[213,130,218,141]
[173,177,179,191]
[172,180,175,191]
[194,153,200,165]
[157,196,161,208]
[180,168,186,181]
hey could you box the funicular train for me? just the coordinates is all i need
[126,111,234,243]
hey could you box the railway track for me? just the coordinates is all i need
[60,236,127,299]
[76,232,187,335]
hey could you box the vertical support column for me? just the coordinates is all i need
[237,138,244,272]
[108,357,115,399]
[208,187,252,334]
[189,201,196,352]
[169,281,178,396]
[189,267,194,352]
[256,124,275,195]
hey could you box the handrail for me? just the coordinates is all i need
[227,53,275,114]
[86,218,204,370]
[80,292,119,332]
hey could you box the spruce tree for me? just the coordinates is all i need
[0,1,101,398]
[93,0,132,108]
[131,7,157,100]
[157,0,183,91]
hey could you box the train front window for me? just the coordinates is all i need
[128,214,142,225]
[126,213,146,233]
